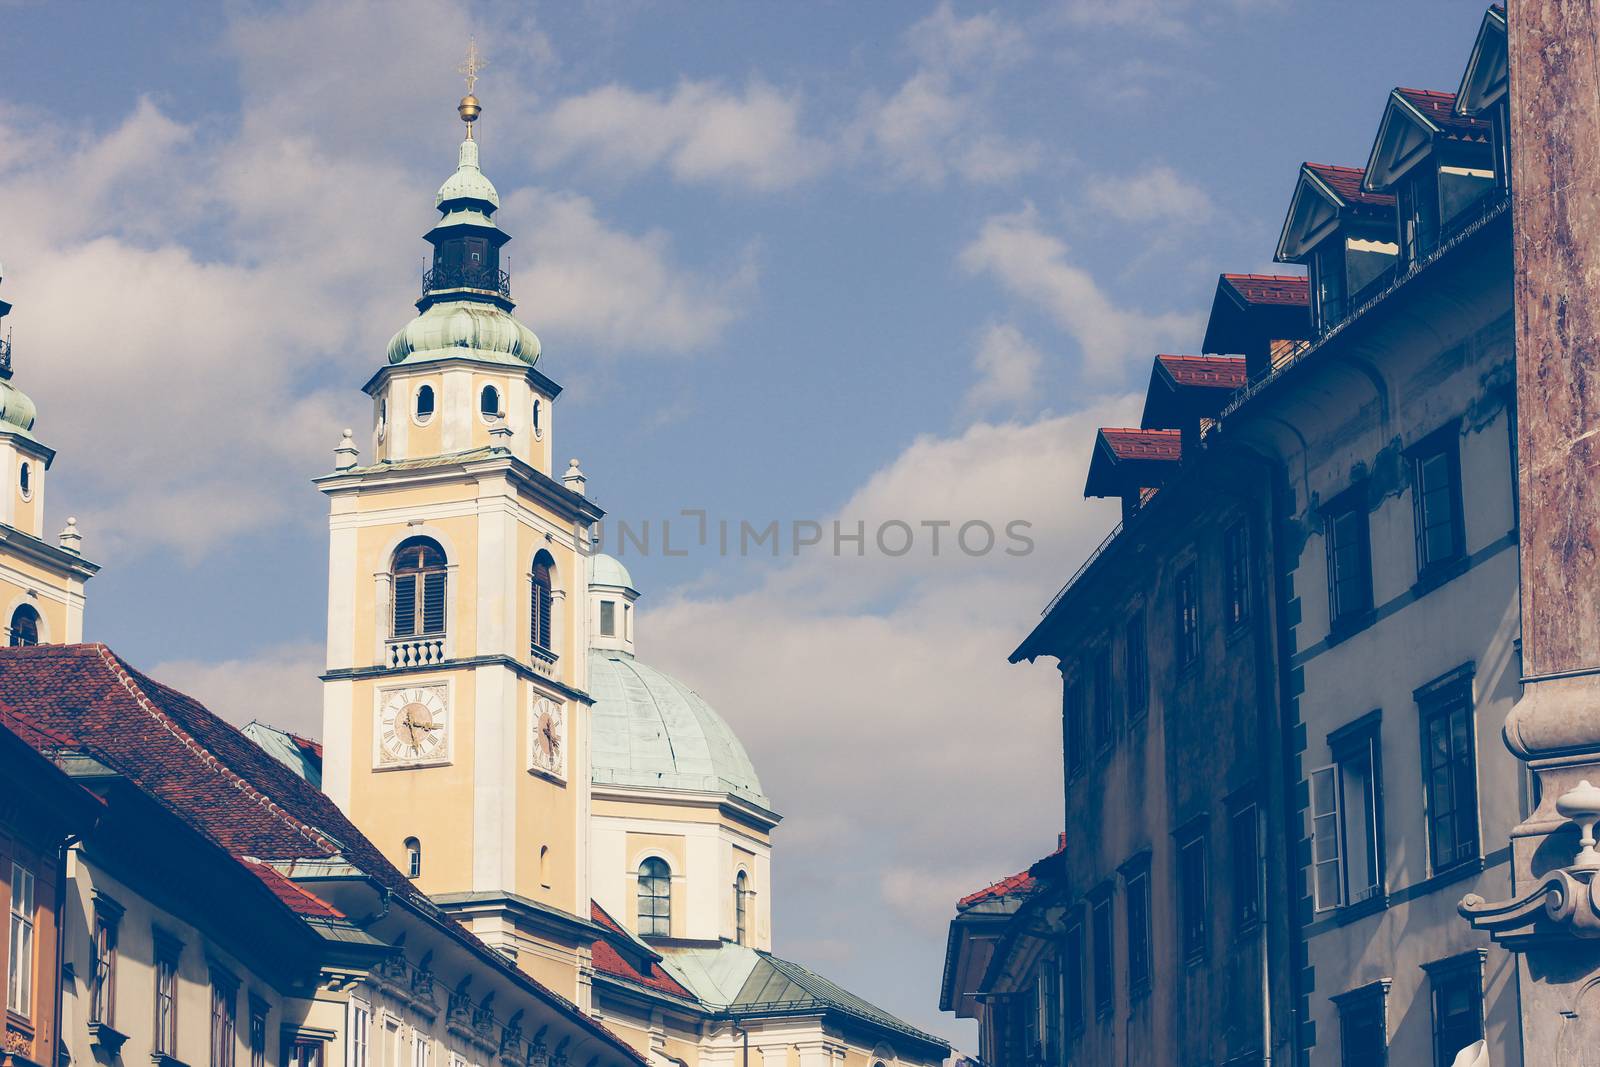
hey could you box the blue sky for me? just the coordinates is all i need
[0,0,1487,1044]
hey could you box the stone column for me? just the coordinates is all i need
[1461,3,1600,1060]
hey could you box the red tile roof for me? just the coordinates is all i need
[1156,354,1247,391]
[588,901,696,1001]
[1395,87,1491,141]
[957,834,1066,909]
[1099,427,1181,463]
[1303,163,1395,207]
[246,858,347,919]
[1220,273,1308,308]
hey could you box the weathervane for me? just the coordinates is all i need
[456,37,487,138]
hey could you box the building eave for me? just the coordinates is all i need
[0,524,100,578]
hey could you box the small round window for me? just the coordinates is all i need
[415,384,436,424]
[532,399,544,439]
[18,461,31,501]
[480,384,501,421]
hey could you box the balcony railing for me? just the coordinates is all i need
[387,635,446,669]
[422,266,511,298]
[0,334,11,380]
[529,642,558,677]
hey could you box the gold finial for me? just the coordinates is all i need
[457,37,486,138]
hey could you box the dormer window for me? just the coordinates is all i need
[1310,239,1348,333]
[1397,166,1441,268]
[415,384,436,424]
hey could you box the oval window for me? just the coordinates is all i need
[532,399,543,439]
[18,461,31,501]
[480,384,500,420]
[415,384,436,423]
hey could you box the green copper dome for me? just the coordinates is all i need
[0,379,36,434]
[385,299,540,366]
[588,651,770,808]
[590,552,636,591]
[435,138,499,210]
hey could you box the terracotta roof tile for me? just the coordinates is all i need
[246,859,345,919]
[957,834,1066,909]
[1099,427,1181,463]
[1156,354,1247,391]
[1395,87,1491,141]
[588,901,696,1001]
[1220,273,1308,308]
[1303,163,1395,207]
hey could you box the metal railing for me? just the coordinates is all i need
[0,334,11,380]
[423,266,511,298]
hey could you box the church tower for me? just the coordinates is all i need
[0,266,98,647]
[315,74,603,1004]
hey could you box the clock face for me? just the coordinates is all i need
[377,685,450,766]
[529,697,566,781]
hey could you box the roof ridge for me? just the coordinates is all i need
[92,645,339,857]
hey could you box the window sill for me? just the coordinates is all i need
[1333,891,1389,926]
[90,1022,130,1056]
[1327,608,1376,647]
[1415,855,1485,897]
[1412,556,1469,598]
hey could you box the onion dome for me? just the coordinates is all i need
[385,87,542,368]
[386,300,540,366]
[0,379,36,435]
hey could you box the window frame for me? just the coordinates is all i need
[1175,563,1200,671]
[1228,798,1262,934]
[479,384,501,422]
[1323,484,1374,636]
[8,604,41,648]
[249,998,269,1067]
[637,857,672,938]
[1423,950,1486,1067]
[1064,918,1085,1039]
[1090,888,1115,1020]
[1333,979,1391,1067]
[391,538,448,639]
[1177,830,1208,963]
[1120,854,1152,1000]
[1091,645,1114,753]
[153,930,182,1058]
[734,870,749,946]
[7,863,35,1018]
[404,837,421,880]
[530,553,555,656]
[1223,520,1251,634]
[1310,234,1349,333]
[89,894,124,1028]
[211,969,239,1067]
[1064,675,1086,780]
[1124,610,1148,723]
[1328,710,1386,912]
[1408,423,1467,585]
[1417,667,1481,876]
[413,383,437,426]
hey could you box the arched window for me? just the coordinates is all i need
[415,384,436,423]
[8,605,40,647]
[404,837,421,879]
[18,462,31,500]
[532,399,543,439]
[531,551,554,655]
[392,538,447,638]
[637,858,671,937]
[480,385,500,420]
[734,871,749,946]
[538,845,551,890]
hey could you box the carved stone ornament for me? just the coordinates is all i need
[1461,781,1600,945]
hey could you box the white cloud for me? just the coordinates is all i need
[505,188,753,353]
[853,4,1040,186]
[0,0,753,562]
[150,641,324,735]
[960,206,1201,377]
[539,81,827,191]
[1061,0,1193,36]
[964,323,1045,414]
[1087,163,1213,225]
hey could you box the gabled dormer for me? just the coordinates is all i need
[1084,428,1181,520]
[1456,4,1509,191]
[1276,163,1398,334]
[1140,354,1246,458]
[1199,273,1313,382]
[1364,88,1495,269]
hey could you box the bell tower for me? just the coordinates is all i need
[0,265,98,647]
[315,70,603,1005]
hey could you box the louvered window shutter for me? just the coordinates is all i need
[393,575,418,637]
[421,571,447,634]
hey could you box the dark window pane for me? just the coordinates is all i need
[1092,896,1114,1017]
[1231,804,1260,929]
[1180,836,1208,960]
[1093,648,1113,749]
[1125,613,1148,720]
[1126,873,1150,995]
